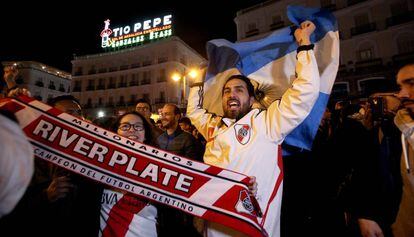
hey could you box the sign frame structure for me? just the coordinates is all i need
[100,14,173,49]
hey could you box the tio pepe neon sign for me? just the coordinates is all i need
[100,14,172,49]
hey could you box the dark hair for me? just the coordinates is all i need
[164,103,181,115]
[112,111,153,145]
[47,95,81,107]
[178,117,191,125]
[223,74,255,97]
[136,98,152,111]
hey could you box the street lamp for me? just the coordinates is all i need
[171,68,199,107]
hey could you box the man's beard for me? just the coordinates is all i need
[224,105,250,120]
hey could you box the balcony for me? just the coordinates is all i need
[157,77,166,83]
[155,98,166,104]
[98,68,108,73]
[74,71,83,76]
[142,61,152,67]
[86,86,95,91]
[35,81,44,87]
[107,83,116,89]
[355,58,383,73]
[245,29,259,38]
[351,22,376,37]
[88,69,96,75]
[118,83,127,88]
[321,3,336,12]
[120,65,129,70]
[269,21,285,31]
[392,51,414,68]
[337,64,349,77]
[386,11,414,28]
[117,101,126,106]
[347,0,367,7]
[96,85,105,90]
[106,102,114,107]
[141,79,151,85]
[131,63,140,68]
[129,81,139,86]
[109,67,118,72]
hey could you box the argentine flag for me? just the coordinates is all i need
[202,5,339,151]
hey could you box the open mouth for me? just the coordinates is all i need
[228,100,240,109]
[127,135,139,141]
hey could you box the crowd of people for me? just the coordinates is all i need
[0,20,413,237]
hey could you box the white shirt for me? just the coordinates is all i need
[187,50,320,237]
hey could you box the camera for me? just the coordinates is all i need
[369,96,385,121]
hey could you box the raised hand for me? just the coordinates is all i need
[294,20,316,46]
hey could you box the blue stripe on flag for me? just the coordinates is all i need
[205,5,337,80]
[283,92,330,149]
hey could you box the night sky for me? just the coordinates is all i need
[0,1,267,72]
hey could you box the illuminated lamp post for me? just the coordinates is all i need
[171,68,199,108]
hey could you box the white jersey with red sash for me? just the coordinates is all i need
[187,50,320,237]
[100,189,157,237]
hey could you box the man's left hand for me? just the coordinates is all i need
[294,20,316,46]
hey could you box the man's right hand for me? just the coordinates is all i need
[46,176,76,202]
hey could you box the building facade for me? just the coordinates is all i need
[71,36,206,119]
[2,61,71,102]
[234,0,414,99]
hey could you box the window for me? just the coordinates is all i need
[97,78,105,90]
[158,56,168,63]
[143,93,150,103]
[59,84,65,92]
[87,79,95,91]
[358,49,373,61]
[129,94,137,105]
[320,0,332,7]
[108,77,116,89]
[354,13,369,26]
[142,71,151,84]
[73,80,81,92]
[331,82,349,97]
[130,74,138,86]
[119,96,125,105]
[247,23,257,31]
[74,67,83,76]
[180,56,187,65]
[98,98,103,106]
[270,15,284,30]
[397,34,414,54]
[118,75,127,87]
[157,69,166,82]
[48,81,56,90]
[390,0,408,16]
[35,78,44,87]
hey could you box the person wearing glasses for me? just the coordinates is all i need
[100,111,158,237]
[135,98,163,143]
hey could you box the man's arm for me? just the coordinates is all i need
[265,21,320,142]
[186,68,216,141]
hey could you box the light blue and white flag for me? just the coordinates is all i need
[202,5,339,151]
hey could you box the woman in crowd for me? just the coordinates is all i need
[99,111,158,237]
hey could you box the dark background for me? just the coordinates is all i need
[0,1,268,72]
